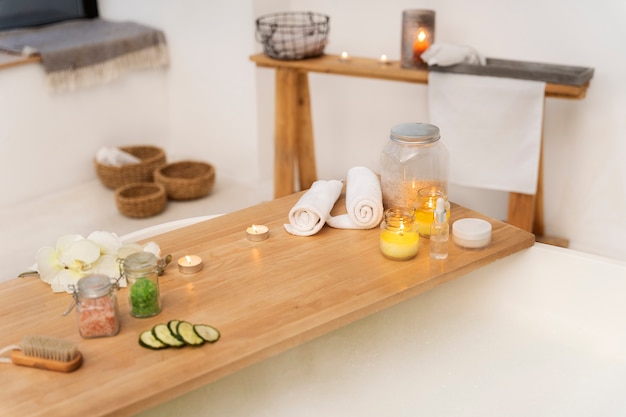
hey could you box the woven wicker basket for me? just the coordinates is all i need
[154,161,216,200]
[95,145,166,189]
[115,182,167,218]
[255,11,330,60]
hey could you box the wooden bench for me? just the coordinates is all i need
[250,52,591,245]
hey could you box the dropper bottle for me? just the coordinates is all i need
[430,197,449,260]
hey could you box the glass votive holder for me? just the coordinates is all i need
[401,9,435,69]
[380,207,419,261]
[415,187,450,237]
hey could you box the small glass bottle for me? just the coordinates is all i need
[123,251,161,318]
[380,207,419,261]
[380,122,449,211]
[75,274,121,338]
[429,197,449,260]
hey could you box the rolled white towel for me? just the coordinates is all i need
[284,179,344,236]
[95,146,141,166]
[327,166,383,230]
[421,43,485,67]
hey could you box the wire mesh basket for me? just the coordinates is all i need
[256,11,330,60]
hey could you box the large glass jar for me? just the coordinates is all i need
[380,122,448,210]
[123,252,161,318]
[75,274,120,338]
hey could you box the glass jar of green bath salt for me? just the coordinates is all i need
[123,252,161,318]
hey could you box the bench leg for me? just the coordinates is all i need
[296,72,317,191]
[274,68,298,198]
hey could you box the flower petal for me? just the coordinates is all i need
[60,239,101,266]
[143,241,161,257]
[87,231,122,255]
[92,255,124,282]
[36,246,62,284]
[50,268,86,293]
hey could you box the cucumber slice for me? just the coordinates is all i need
[167,320,182,341]
[176,321,204,346]
[152,323,185,348]
[139,330,168,350]
[194,324,221,343]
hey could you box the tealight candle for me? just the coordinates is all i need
[380,208,419,261]
[339,51,351,62]
[177,255,203,274]
[246,224,269,242]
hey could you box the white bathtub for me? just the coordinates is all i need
[137,243,626,416]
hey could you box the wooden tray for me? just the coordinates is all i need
[429,57,594,86]
[0,192,534,417]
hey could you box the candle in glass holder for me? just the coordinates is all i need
[401,9,435,68]
[415,187,450,237]
[177,255,203,274]
[413,28,430,60]
[380,208,419,261]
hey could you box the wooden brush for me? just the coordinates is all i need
[1,335,83,373]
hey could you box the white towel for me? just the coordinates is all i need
[95,146,141,166]
[284,179,343,236]
[421,43,485,67]
[428,72,546,195]
[327,166,383,229]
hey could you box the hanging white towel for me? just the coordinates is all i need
[428,72,545,195]
[327,166,383,229]
[284,179,344,236]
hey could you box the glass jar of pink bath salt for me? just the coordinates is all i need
[75,274,121,338]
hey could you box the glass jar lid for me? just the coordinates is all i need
[390,122,440,144]
[77,274,112,298]
[123,251,157,274]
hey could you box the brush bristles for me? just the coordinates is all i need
[21,335,79,362]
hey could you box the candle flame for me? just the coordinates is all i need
[186,255,191,264]
[416,29,426,42]
[341,51,349,59]
[379,54,388,62]
[252,225,259,233]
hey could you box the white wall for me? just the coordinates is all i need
[1,0,624,262]
[0,60,169,205]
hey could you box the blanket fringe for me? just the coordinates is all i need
[47,42,169,92]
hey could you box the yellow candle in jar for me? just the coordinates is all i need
[380,229,419,261]
[416,187,450,237]
[380,207,419,261]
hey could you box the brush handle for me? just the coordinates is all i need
[11,350,82,373]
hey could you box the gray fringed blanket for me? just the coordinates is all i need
[0,18,169,91]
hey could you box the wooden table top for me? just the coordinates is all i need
[250,53,589,99]
[0,192,534,416]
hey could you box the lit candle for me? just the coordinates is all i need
[380,208,419,261]
[412,28,430,62]
[246,224,269,242]
[378,54,390,65]
[177,255,203,274]
[416,187,450,237]
[339,51,351,62]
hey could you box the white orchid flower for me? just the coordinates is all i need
[32,231,164,293]
[36,234,101,293]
